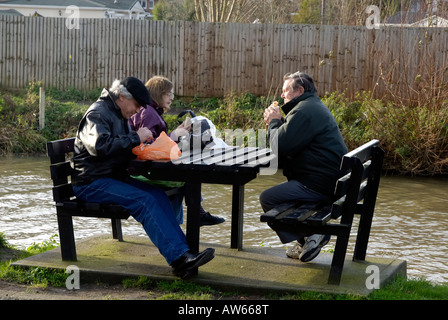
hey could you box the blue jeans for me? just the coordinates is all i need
[129,176,184,224]
[73,177,189,265]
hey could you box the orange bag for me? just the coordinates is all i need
[132,131,181,161]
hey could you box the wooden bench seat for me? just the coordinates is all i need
[261,139,385,285]
[47,137,179,261]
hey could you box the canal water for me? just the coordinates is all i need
[1,155,447,284]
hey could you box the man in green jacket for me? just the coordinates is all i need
[261,71,347,262]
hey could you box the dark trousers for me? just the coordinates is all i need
[260,179,329,243]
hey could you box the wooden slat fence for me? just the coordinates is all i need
[1,15,447,98]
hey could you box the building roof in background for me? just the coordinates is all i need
[385,10,427,24]
[0,0,141,10]
[0,8,22,15]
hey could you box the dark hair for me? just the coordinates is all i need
[283,71,317,93]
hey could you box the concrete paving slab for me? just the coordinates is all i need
[12,234,406,296]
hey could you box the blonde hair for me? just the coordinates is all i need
[145,76,173,109]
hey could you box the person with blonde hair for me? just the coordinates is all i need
[130,75,225,227]
[130,76,188,141]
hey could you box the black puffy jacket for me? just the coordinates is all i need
[72,89,141,185]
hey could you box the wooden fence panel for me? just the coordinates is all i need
[0,15,447,99]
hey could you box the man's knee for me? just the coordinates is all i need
[259,189,273,212]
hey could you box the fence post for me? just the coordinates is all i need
[39,87,45,130]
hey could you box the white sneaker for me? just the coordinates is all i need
[286,241,303,259]
[299,234,331,262]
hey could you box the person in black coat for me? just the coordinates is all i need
[261,71,347,262]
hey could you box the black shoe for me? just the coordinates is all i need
[200,212,225,226]
[171,248,215,279]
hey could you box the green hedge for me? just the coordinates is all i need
[1,83,447,175]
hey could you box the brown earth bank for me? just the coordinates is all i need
[0,279,153,300]
[0,247,155,300]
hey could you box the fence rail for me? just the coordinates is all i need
[1,15,447,98]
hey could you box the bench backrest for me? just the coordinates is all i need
[331,139,385,222]
[47,137,76,203]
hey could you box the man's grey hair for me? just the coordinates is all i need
[283,71,317,93]
[109,79,133,100]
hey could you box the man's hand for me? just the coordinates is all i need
[137,127,154,143]
[264,102,281,126]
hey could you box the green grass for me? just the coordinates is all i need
[0,232,9,249]
[367,276,448,300]
[119,274,448,300]
[0,233,66,288]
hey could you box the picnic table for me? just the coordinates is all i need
[130,146,276,253]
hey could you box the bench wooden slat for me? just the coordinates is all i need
[260,202,300,223]
[277,202,326,224]
[334,160,371,198]
[177,146,212,164]
[52,183,75,202]
[223,148,267,166]
[329,196,344,219]
[50,161,72,180]
[260,201,320,223]
[47,137,75,163]
[56,201,130,219]
[306,206,332,226]
[205,147,256,165]
[357,180,368,203]
[340,140,377,172]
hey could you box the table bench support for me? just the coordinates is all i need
[184,182,202,277]
[111,219,124,241]
[185,182,202,254]
[57,214,77,261]
[231,184,245,250]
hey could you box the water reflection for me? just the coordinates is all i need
[0,156,447,284]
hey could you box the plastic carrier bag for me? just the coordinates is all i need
[132,131,181,161]
[176,110,228,150]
